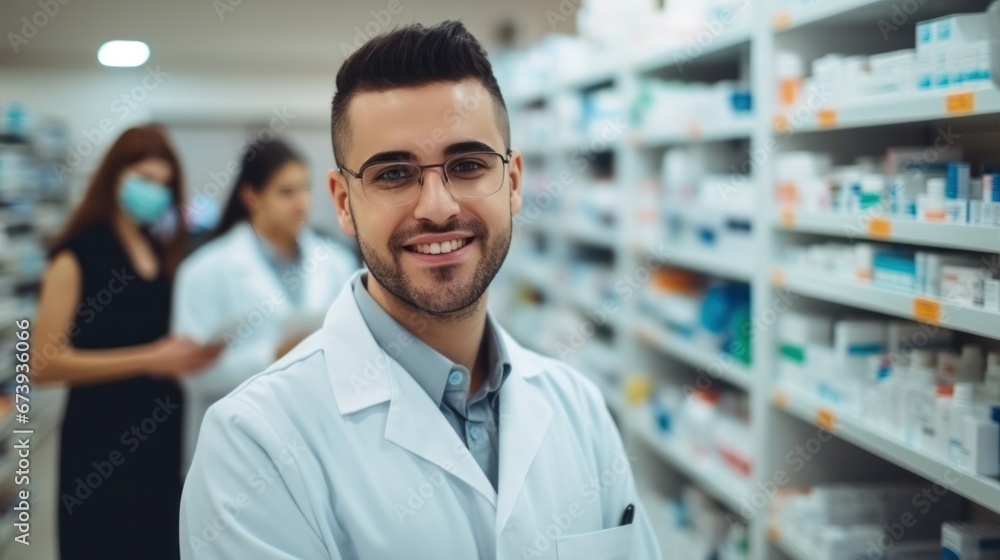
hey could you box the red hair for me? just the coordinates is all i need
[49,124,188,276]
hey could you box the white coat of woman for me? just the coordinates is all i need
[171,138,357,472]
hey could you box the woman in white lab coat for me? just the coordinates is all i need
[172,138,357,473]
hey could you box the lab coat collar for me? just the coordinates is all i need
[321,270,553,526]
[322,270,547,414]
[225,222,331,311]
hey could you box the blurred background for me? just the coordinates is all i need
[3,0,1000,558]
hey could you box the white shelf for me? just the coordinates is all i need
[635,243,753,281]
[774,386,1000,516]
[768,525,812,560]
[507,91,549,108]
[626,406,752,516]
[778,86,1000,133]
[772,0,980,32]
[564,222,619,250]
[557,66,617,92]
[777,267,1000,340]
[634,28,752,74]
[634,318,752,391]
[507,260,557,296]
[777,212,1000,253]
[634,120,754,147]
[771,0,885,31]
[505,66,616,109]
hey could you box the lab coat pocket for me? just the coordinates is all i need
[555,524,635,560]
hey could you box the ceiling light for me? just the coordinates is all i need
[97,40,150,67]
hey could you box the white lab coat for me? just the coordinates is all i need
[179,270,662,560]
[171,222,357,473]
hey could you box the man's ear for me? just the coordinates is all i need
[329,169,357,237]
[508,150,523,216]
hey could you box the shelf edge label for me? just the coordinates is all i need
[772,11,792,29]
[866,216,892,239]
[816,407,837,432]
[912,297,942,325]
[817,108,838,128]
[946,92,975,114]
[773,390,789,409]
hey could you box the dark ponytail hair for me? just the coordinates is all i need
[210,138,303,240]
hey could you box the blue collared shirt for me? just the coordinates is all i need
[351,272,511,491]
[251,227,304,306]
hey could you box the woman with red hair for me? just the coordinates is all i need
[32,124,222,559]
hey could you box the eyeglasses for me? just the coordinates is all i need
[340,150,512,207]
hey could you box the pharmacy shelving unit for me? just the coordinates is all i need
[777,212,1000,253]
[494,1,1000,559]
[773,385,1000,514]
[0,121,71,556]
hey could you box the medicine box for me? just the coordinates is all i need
[941,522,1000,560]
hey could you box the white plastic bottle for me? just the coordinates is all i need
[948,382,977,468]
[938,351,960,385]
[984,351,1000,401]
[921,384,952,457]
[905,350,937,446]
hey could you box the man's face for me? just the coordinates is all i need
[330,79,523,316]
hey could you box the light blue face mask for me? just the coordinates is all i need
[119,174,173,225]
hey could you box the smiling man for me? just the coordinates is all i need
[179,21,661,560]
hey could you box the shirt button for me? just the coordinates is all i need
[470,425,484,440]
[448,371,463,386]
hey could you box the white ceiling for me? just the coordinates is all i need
[1,0,567,74]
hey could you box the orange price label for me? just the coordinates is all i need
[817,108,838,128]
[771,268,787,288]
[913,297,942,325]
[946,92,975,114]
[773,390,789,409]
[767,524,781,543]
[867,216,892,238]
[779,209,796,228]
[816,407,837,432]
[777,182,799,205]
[774,115,790,133]
[772,11,792,29]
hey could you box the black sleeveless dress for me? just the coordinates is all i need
[54,223,183,560]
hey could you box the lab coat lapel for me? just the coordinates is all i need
[495,333,553,535]
[322,273,497,507]
[226,223,285,303]
[384,366,498,507]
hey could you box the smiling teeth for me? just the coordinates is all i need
[411,238,467,255]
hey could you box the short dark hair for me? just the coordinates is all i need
[330,20,509,168]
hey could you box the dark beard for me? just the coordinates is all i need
[358,215,511,319]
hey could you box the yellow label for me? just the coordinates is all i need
[773,11,792,29]
[816,407,837,432]
[817,108,838,128]
[946,92,975,114]
[913,297,942,325]
[774,115,790,133]
[771,268,786,288]
[773,390,789,409]
[767,524,781,543]
[779,209,796,228]
[779,79,801,107]
[867,216,892,238]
